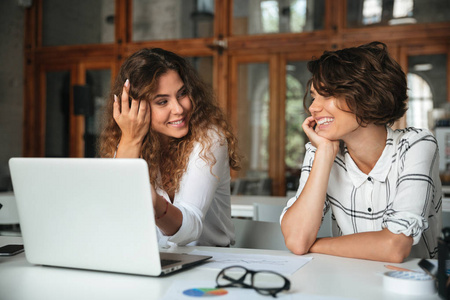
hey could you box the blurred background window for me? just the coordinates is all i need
[233,0,325,36]
[42,0,115,46]
[284,61,309,193]
[347,0,450,27]
[233,63,271,195]
[132,0,215,41]
[407,54,448,130]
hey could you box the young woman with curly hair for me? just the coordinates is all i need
[99,48,240,247]
[280,42,442,262]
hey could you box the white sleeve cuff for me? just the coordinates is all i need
[166,203,203,245]
[382,211,427,245]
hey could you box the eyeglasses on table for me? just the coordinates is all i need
[215,265,291,297]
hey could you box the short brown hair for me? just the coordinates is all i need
[304,41,408,126]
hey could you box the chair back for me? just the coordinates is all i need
[253,202,285,222]
[253,201,333,238]
[232,218,288,251]
[317,210,332,238]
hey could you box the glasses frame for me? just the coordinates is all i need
[215,265,291,297]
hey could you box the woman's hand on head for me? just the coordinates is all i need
[113,79,151,146]
[302,116,339,157]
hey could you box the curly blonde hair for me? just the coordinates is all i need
[99,48,240,195]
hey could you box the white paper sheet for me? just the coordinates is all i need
[190,250,312,275]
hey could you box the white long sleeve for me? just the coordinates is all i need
[157,130,235,246]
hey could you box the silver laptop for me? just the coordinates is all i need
[8,157,211,276]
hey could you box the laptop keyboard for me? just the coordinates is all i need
[161,259,181,267]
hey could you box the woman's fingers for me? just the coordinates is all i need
[138,100,150,125]
[120,79,130,114]
[120,79,147,123]
[113,95,121,120]
[113,79,150,145]
[144,103,151,125]
[302,116,339,156]
[302,116,325,148]
[302,116,316,135]
[129,99,140,117]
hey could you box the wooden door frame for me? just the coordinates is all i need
[34,60,116,157]
[229,53,284,195]
[278,50,325,195]
[37,63,78,157]
[76,60,117,157]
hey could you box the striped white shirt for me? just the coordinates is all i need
[282,127,442,259]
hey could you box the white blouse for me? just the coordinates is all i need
[157,129,235,247]
[281,127,442,259]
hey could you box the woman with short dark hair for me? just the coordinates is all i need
[281,42,441,262]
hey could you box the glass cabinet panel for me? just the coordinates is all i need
[406,54,447,130]
[409,54,450,178]
[233,0,325,36]
[45,69,112,158]
[45,71,71,157]
[185,56,213,87]
[84,69,112,157]
[347,0,450,28]
[234,63,271,195]
[42,0,115,46]
[285,60,309,192]
[132,0,215,41]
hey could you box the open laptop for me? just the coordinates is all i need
[8,157,211,276]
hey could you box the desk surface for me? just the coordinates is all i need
[0,236,439,300]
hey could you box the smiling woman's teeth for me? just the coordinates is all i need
[170,119,183,125]
[317,118,334,125]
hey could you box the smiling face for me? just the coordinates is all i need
[309,84,360,141]
[150,70,192,141]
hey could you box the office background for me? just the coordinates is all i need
[0,1,24,192]
[0,0,450,200]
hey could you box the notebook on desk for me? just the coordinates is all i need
[8,157,211,276]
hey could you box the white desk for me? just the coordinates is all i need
[0,236,440,300]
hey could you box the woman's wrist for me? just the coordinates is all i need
[116,137,143,158]
[315,145,338,166]
[120,135,145,147]
[315,141,339,161]
[309,237,330,254]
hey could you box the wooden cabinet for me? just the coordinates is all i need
[23,0,450,195]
